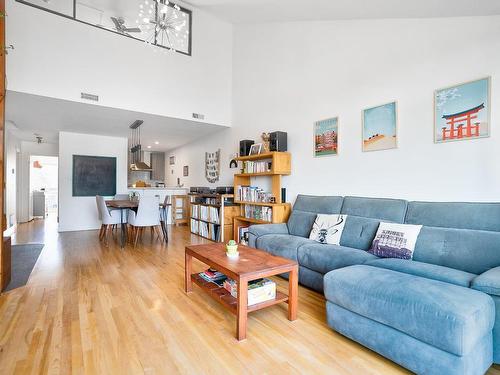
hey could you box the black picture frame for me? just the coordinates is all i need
[72,155,117,197]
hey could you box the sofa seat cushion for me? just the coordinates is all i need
[256,234,314,261]
[324,265,495,356]
[297,243,377,274]
[472,266,500,297]
[366,258,476,287]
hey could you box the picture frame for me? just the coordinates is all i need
[249,143,262,156]
[362,101,398,152]
[434,77,491,143]
[314,117,339,157]
[183,165,189,177]
[169,156,175,165]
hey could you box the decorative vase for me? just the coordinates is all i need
[226,241,239,258]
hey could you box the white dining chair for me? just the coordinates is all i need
[96,195,123,242]
[128,196,163,246]
[114,193,130,200]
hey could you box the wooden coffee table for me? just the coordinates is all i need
[185,243,298,341]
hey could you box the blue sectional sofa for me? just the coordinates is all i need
[248,195,500,375]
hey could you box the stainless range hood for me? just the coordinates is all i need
[130,159,153,172]
[129,120,152,171]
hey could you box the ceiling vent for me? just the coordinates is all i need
[81,92,99,102]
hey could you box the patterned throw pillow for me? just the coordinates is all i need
[309,214,347,245]
[369,222,423,260]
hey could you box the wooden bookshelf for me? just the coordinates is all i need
[189,194,238,242]
[233,152,292,242]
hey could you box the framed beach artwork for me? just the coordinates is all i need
[434,77,491,143]
[314,117,339,157]
[362,101,398,152]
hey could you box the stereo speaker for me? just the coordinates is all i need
[239,140,255,156]
[270,131,288,152]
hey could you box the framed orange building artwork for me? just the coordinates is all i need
[314,117,338,157]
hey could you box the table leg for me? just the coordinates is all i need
[185,252,192,293]
[120,208,127,249]
[236,278,248,341]
[288,265,298,321]
[160,208,168,242]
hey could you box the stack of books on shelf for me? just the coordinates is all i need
[223,278,276,306]
[236,185,273,203]
[242,161,272,174]
[190,219,199,233]
[199,222,209,238]
[244,205,273,222]
[238,226,249,245]
[209,223,221,241]
[199,268,227,287]
[199,205,220,224]
[191,204,199,219]
[192,196,219,205]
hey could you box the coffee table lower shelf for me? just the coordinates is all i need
[191,273,289,314]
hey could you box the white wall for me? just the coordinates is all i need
[5,0,233,127]
[17,141,59,223]
[4,124,20,230]
[58,132,128,232]
[168,15,500,202]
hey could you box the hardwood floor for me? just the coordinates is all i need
[0,218,497,374]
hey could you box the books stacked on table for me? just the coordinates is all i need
[199,268,227,287]
[223,278,276,306]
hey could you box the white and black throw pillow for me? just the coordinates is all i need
[309,214,347,245]
[369,222,423,260]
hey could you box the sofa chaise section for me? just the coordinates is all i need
[324,265,494,375]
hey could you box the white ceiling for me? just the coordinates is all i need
[6,91,227,152]
[187,0,500,23]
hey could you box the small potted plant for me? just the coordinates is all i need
[226,240,239,258]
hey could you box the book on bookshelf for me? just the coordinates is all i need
[243,205,273,222]
[236,185,273,203]
[242,160,272,174]
[190,219,199,233]
[223,278,276,305]
[191,204,199,219]
[237,226,249,245]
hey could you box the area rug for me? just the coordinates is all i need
[5,243,44,292]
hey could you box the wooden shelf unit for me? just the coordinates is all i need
[189,194,238,242]
[190,273,289,314]
[233,152,292,242]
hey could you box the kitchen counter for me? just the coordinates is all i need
[128,186,188,191]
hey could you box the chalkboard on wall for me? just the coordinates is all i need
[72,155,117,197]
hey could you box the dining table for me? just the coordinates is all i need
[105,199,169,248]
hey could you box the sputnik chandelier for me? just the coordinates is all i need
[137,0,189,53]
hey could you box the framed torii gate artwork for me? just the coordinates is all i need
[434,77,491,143]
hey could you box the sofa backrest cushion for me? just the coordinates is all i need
[340,196,408,223]
[405,201,500,231]
[413,226,500,274]
[407,201,500,274]
[339,215,381,250]
[287,195,343,237]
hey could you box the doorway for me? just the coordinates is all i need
[29,155,58,220]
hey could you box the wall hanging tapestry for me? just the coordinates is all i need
[205,149,221,183]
